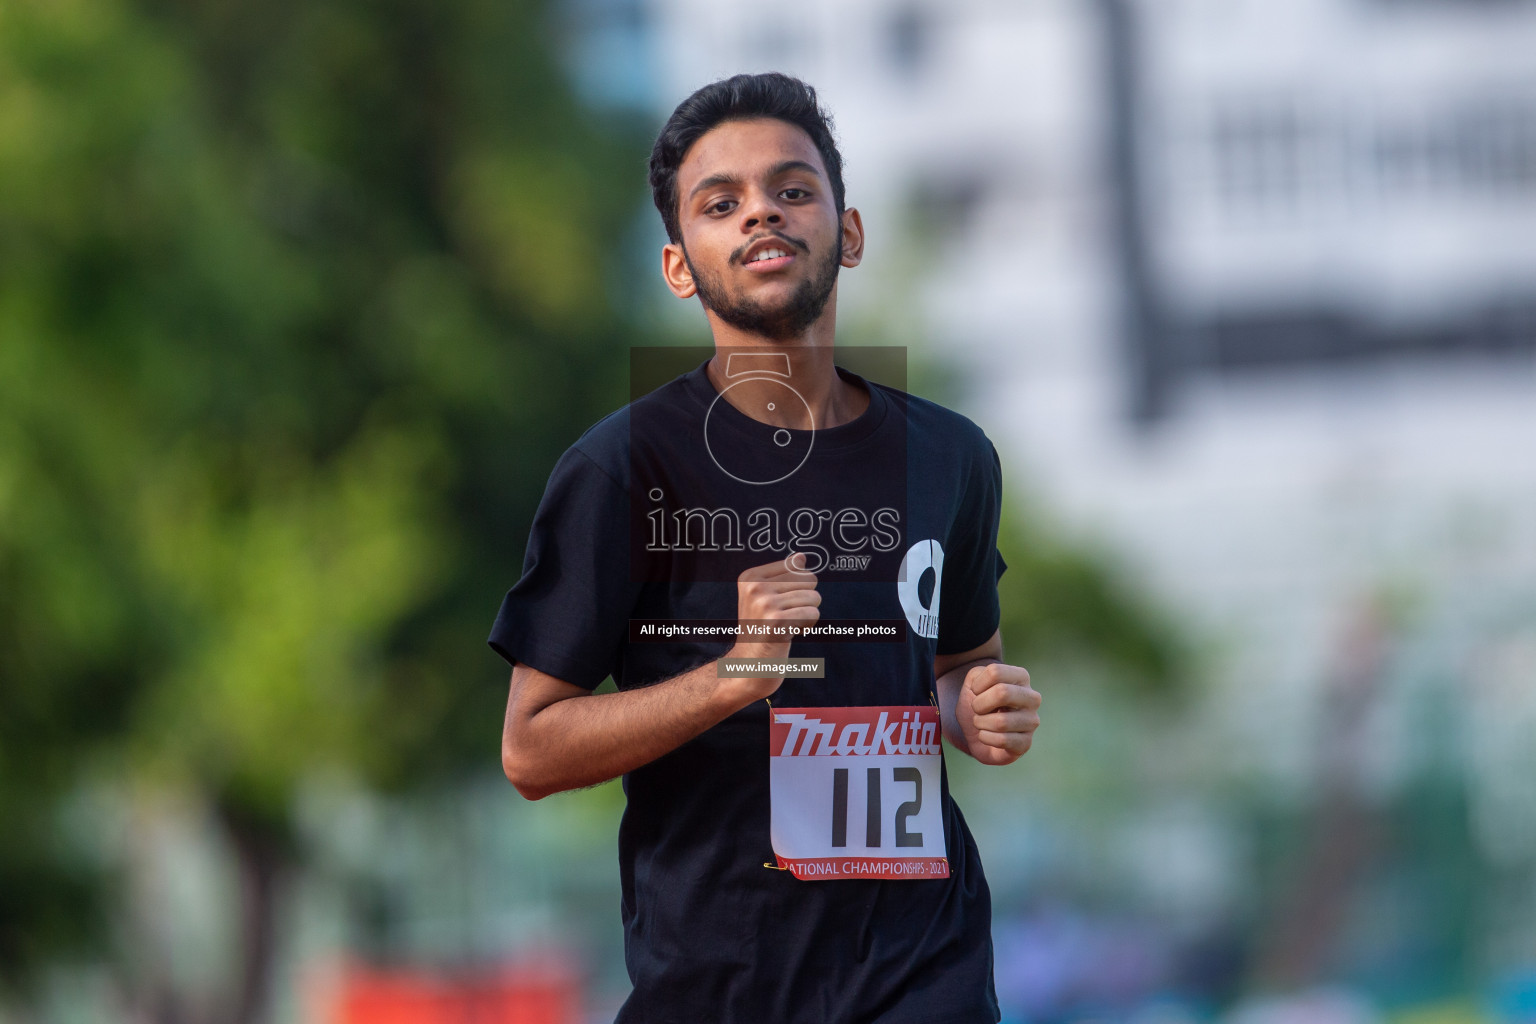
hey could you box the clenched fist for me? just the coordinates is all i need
[954,662,1040,766]
[730,552,821,663]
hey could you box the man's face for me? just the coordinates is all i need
[665,118,859,340]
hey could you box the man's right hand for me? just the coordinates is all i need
[730,552,821,666]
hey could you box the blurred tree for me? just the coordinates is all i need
[0,0,647,1018]
[994,496,1182,694]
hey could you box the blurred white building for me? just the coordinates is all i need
[567,0,1536,966]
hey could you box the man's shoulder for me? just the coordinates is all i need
[872,381,996,461]
[561,371,701,487]
[546,406,623,492]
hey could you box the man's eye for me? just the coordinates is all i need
[708,199,736,214]
[781,188,809,200]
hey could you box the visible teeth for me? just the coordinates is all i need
[750,248,788,263]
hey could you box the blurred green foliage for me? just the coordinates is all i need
[995,497,1181,694]
[0,0,650,988]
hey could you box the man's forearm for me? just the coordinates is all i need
[936,656,1001,755]
[503,651,778,799]
[505,555,820,798]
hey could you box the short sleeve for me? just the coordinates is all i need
[936,438,1007,656]
[488,446,639,689]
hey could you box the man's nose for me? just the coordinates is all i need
[740,189,784,230]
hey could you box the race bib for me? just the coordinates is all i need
[769,706,949,881]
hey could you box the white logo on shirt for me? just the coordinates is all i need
[896,539,944,640]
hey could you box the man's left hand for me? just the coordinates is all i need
[956,662,1040,766]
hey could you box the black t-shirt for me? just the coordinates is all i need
[490,361,1007,1024]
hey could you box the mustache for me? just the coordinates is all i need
[731,231,810,265]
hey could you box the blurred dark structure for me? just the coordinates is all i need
[1100,0,1536,423]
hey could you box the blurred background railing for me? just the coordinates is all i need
[2,0,1534,1022]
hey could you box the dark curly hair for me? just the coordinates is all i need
[648,72,846,244]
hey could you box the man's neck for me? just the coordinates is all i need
[702,309,869,431]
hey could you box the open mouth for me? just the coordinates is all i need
[738,234,806,271]
[743,246,795,271]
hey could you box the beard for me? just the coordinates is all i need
[684,232,842,341]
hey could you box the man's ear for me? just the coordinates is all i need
[839,207,865,269]
[662,242,697,299]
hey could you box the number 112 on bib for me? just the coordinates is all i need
[769,706,949,881]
